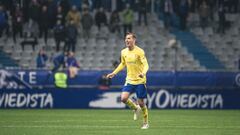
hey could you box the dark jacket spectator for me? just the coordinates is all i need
[12,5,23,43]
[163,0,174,30]
[45,0,56,28]
[58,0,70,17]
[199,1,210,28]
[28,0,40,23]
[178,0,189,30]
[95,7,107,30]
[137,0,148,26]
[53,20,65,52]
[0,5,8,37]
[81,9,93,39]
[218,0,226,34]
[65,20,78,52]
[109,10,121,33]
[39,5,49,44]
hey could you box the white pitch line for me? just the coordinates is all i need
[0,125,240,129]
[0,114,97,117]
[0,125,135,129]
[0,119,130,123]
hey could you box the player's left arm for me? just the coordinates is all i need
[139,50,149,78]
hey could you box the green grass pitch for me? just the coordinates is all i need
[0,109,240,135]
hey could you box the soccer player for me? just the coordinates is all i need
[107,32,149,129]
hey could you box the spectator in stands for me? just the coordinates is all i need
[178,0,189,30]
[82,0,93,11]
[0,0,14,11]
[95,7,108,30]
[28,0,40,24]
[36,48,48,68]
[163,0,173,30]
[225,0,232,13]
[39,5,49,44]
[121,4,134,36]
[45,0,56,29]
[231,0,239,13]
[66,5,81,27]
[171,0,179,14]
[0,5,8,38]
[58,0,70,17]
[208,0,215,21]
[12,4,23,43]
[53,20,65,52]
[21,18,39,50]
[5,10,10,37]
[109,10,121,34]
[188,0,197,13]
[81,7,93,40]
[52,51,67,73]
[137,0,148,26]
[55,5,65,25]
[199,0,210,29]
[98,74,112,90]
[65,19,78,52]
[217,0,226,34]
[66,51,80,78]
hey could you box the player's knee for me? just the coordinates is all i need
[138,101,145,107]
[121,97,128,103]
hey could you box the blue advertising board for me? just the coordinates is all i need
[1,88,240,109]
[1,69,240,109]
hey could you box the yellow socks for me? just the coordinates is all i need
[125,99,149,124]
[125,99,138,110]
[141,105,149,124]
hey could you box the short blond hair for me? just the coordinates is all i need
[126,32,136,39]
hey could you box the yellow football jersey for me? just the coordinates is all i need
[113,45,149,85]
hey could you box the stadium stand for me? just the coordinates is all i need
[0,13,209,71]
[0,1,239,72]
[0,51,18,68]
[173,30,225,70]
[191,13,240,71]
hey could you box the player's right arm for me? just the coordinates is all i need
[107,51,125,79]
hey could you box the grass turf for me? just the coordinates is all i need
[0,109,240,135]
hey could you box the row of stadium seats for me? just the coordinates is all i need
[192,26,240,70]
[0,13,220,71]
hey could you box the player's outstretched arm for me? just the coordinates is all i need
[107,51,125,79]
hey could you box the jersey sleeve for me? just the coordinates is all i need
[139,50,149,75]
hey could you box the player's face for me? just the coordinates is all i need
[125,34,135,48]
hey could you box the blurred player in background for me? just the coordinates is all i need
[107,32,149,129]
